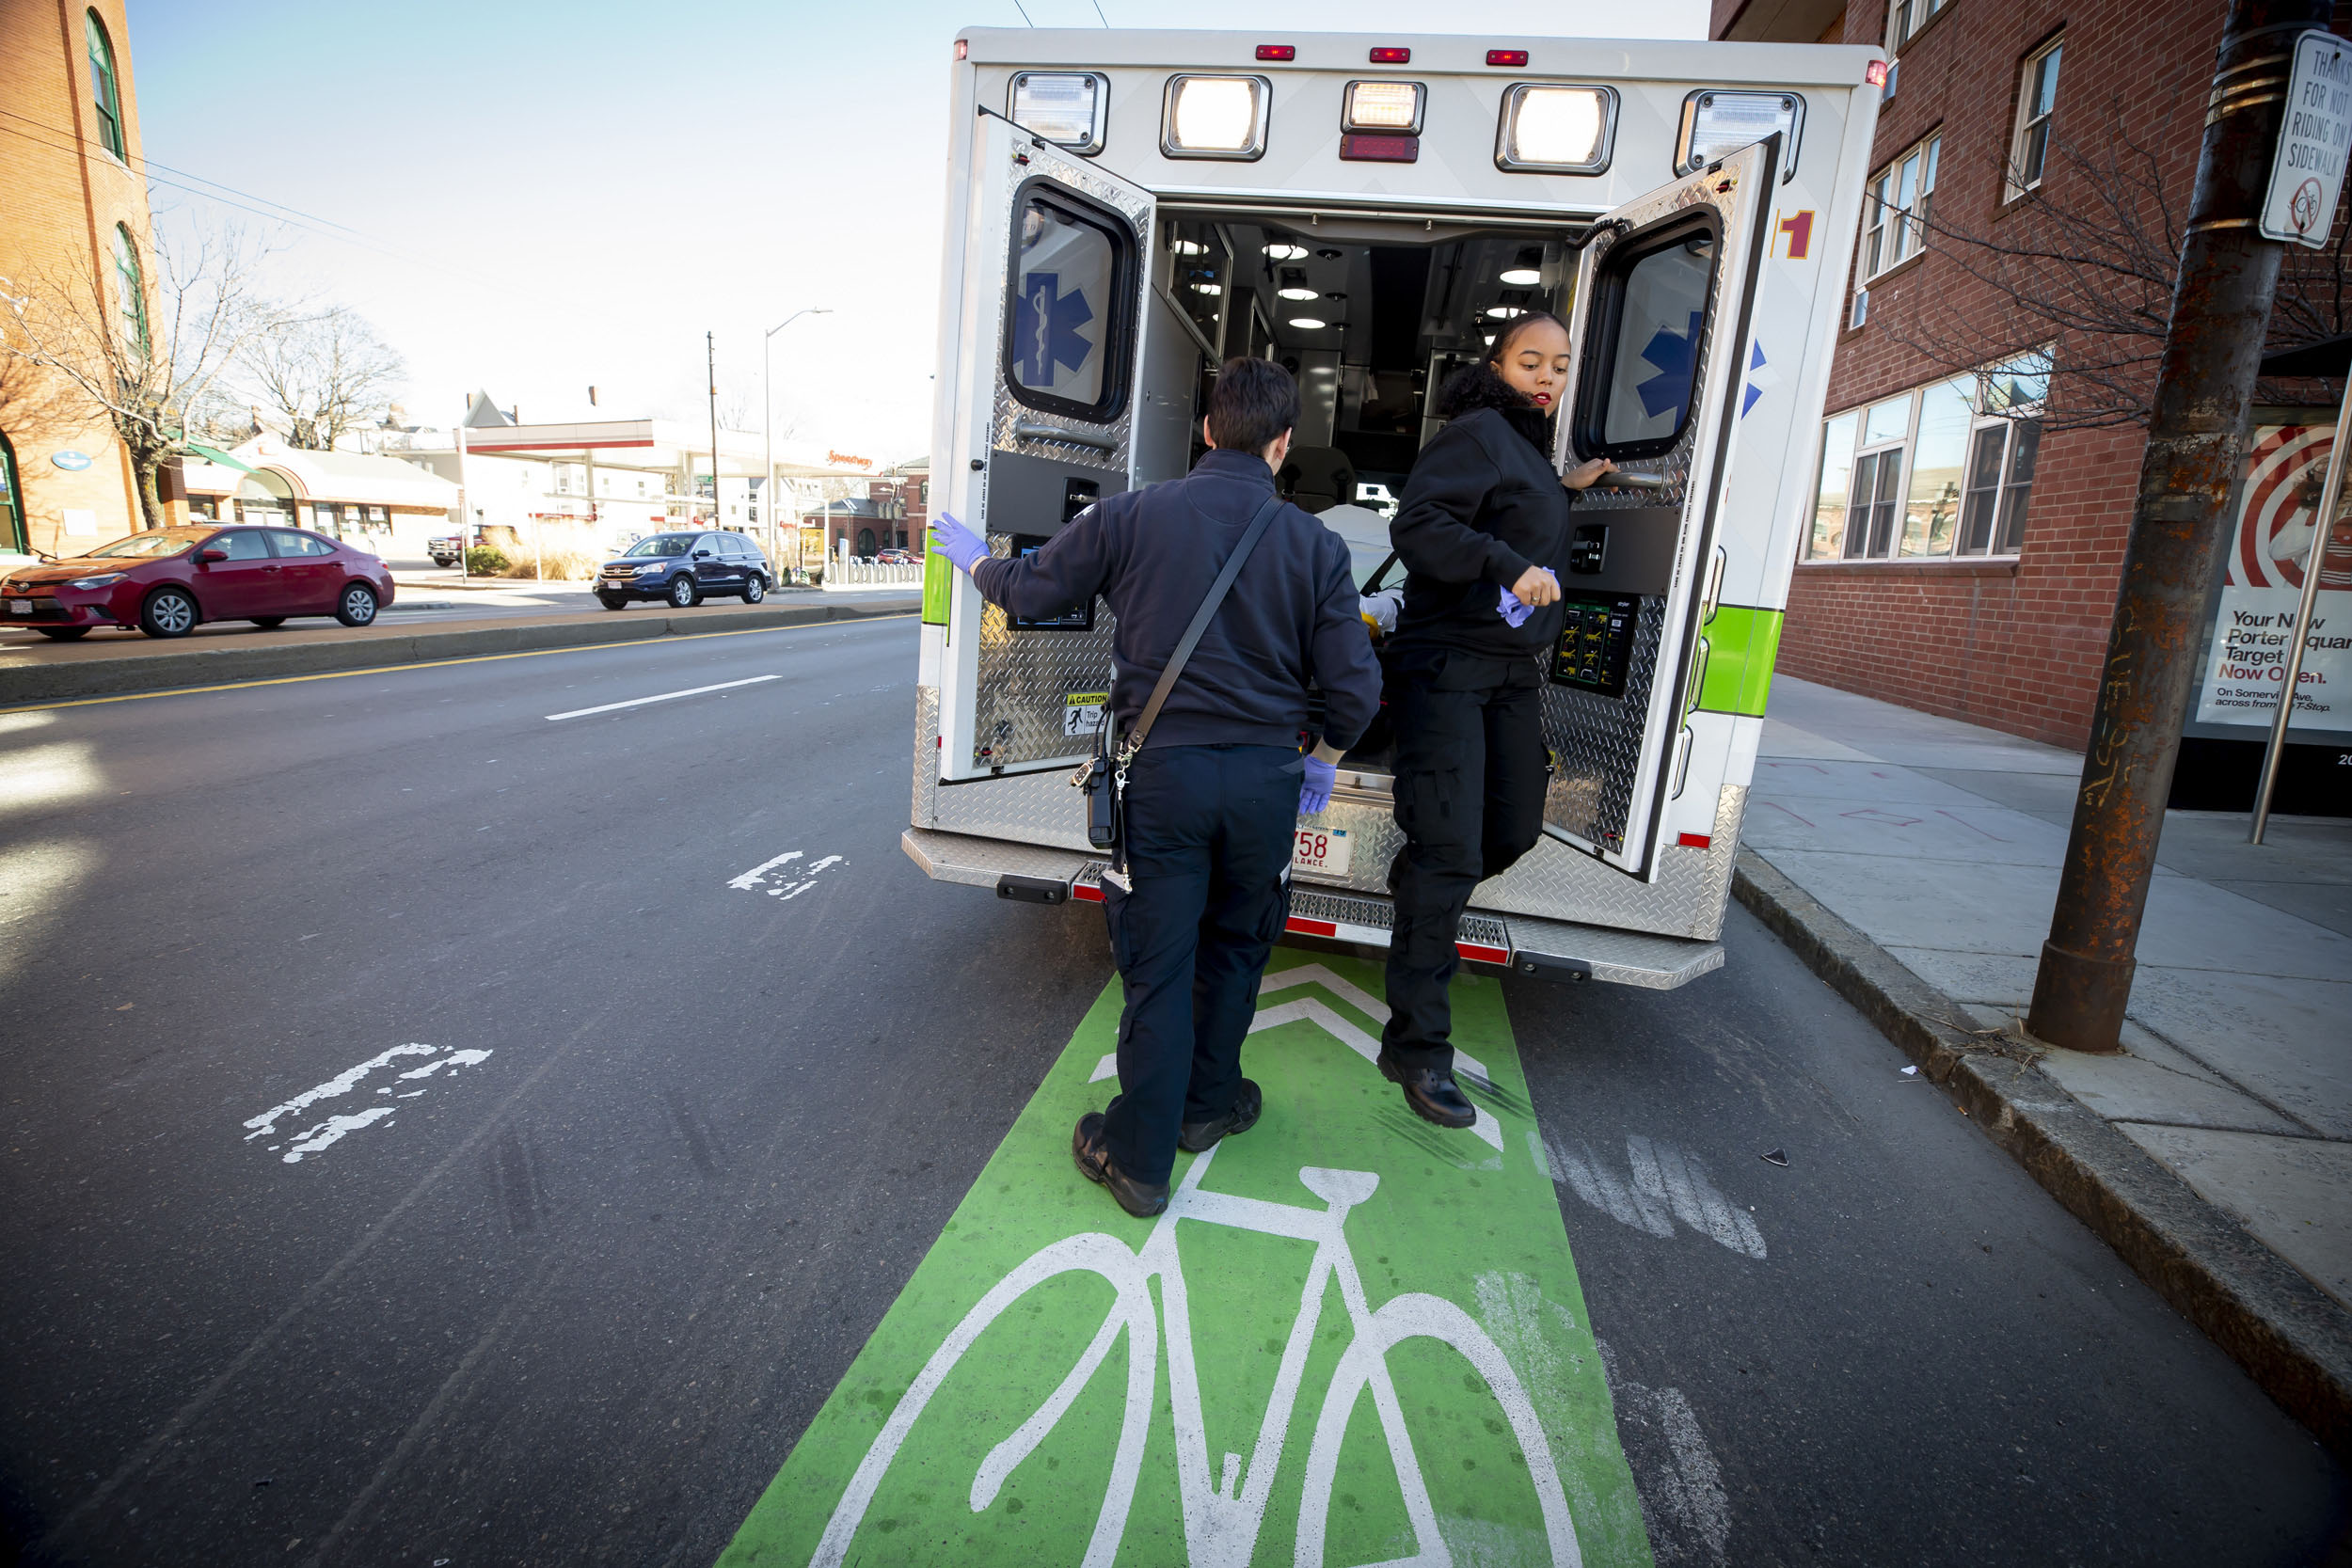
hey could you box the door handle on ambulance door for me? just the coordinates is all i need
[1013,420,1119,454]
[1594,471,1666,491]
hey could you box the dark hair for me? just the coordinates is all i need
[1206,356,1300,454]
[1487,309,1568,368]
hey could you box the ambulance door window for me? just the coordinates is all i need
[1577,225,1717,459]
[1005,188,1132,422]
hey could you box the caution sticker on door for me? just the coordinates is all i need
[1062,689,1107,737]
[1293,825,1351,878]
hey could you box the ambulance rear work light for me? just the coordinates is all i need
[1676,89,1804,180]
[1494,83,1616,175]
[1342,81,1423,134]
[1009,71,1109,155]
[1162,74,1271,160]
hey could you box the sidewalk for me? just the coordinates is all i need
[1738,675,2350,1445]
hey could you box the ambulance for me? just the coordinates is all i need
[905,27,1882,990]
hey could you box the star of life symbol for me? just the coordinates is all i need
[1014,270,1095,388]
[1634,311,1705,422]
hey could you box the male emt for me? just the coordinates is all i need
[930,357,1382,1218]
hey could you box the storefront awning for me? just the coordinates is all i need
[183,442,254,473]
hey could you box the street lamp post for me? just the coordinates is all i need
[765,309,831,580]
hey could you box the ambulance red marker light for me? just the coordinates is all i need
[1368,46,1410,64]
[1340,133,1419,163]
[1456,941,1511,964]
[1486,49,1530,67]
[1286,915,1339,938]
[1255,44,1295,61]
[1678,832,1713,848]
[1072,881,1105,903]
[1865,59,1888,87]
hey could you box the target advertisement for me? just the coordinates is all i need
[2197,424,2352,730]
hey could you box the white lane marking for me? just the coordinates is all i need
[1537,1132,1766,1259]
[729,849,842,898]
[1597,1339,1731,1568]
[245,1044,495,1165]
[545,673,777,721]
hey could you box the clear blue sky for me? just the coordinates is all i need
[125,0,1705,458]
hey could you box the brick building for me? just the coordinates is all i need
[0,0,163,558]
[1714,0,2351,809]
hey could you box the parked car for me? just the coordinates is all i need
[595,530,772,610]
[427,529,489,567]
[0,525,394,640]
[876,548,917,565]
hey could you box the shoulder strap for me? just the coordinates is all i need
[1122,489,1285,761]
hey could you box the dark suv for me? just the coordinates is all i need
[596,531,772,610]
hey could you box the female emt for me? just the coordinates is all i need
[1374,310,1613,1128]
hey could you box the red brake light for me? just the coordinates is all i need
[1369,46,1410,64]
[1486,49,1530,67]
[1255,43,1295,61]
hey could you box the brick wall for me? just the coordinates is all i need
[0,0,160,553]
[1756,0,2250,747]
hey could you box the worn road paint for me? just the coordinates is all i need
[1537,1134,1766,1260]
[718,952,1651,1566]
[244,1044,493,1164]
[544,673,780,721]
[728,851,843,899]
[1596,1342,1729,1568]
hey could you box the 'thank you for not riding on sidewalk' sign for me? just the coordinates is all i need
[2262,30,2352,249]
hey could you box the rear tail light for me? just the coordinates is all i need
[1255,43,1295,61]
[1676,89,1804,180]
[1494,84,1616,174]
[1342,80,1423,134]
[1486,49,1530,67]
[1340,134,1418,164]
[1162,74,1271,160]
[1368,46,1410,64]
[1009,71,1108,153]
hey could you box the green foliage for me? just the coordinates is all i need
[465,545,510,575]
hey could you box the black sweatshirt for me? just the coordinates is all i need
[970,447,1383,752]
[1388,364,1578,660]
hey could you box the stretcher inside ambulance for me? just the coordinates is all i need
[909,29,1882,989]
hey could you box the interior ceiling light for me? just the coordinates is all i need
[1172,238,1208,256]
[1164,74,1269,159]
[1264,241,1310,261]
[1497,84,1613,173]
[1288,316,1328,329]
[1190,282,1223,295]
[1278,286,1318,300]
[1484,305,1524,319]
[1499,266,1542,285]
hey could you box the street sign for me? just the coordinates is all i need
[2261,29,2352,248]
[50,450,89,470]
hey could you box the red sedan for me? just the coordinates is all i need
[0,524,395,640]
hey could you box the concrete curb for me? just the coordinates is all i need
[1731,847,2352,1461]
[0,601,914,706]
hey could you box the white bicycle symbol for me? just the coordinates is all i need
[809,1136,1583,1567]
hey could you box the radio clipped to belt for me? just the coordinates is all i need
[1069,490,1285,888]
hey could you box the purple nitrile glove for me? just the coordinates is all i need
[1496,587,1534,628]
[929,511,988,574]
[1300,754,1338,816]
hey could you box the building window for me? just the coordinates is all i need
[86,11,124,160]
[2009,38,2063,196]
[1863,135,1938,278]
[0,429,24,553]
[1885,0,1947,53]
[112,224,147,356]
[1807,353,2048,562]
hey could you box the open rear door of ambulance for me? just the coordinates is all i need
[931,109,1156,784]
[1539,135,1777,880]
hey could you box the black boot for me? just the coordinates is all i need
[1072,1112,1169,1217]
[1377,1052,1477,1130]
[1178,1078,1263,1154]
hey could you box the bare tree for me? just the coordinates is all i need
[242,306,405,451]
[0,220,288,528]
[1875,96,2352,430]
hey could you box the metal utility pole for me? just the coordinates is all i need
[707,331,721,530]
[765,308,831,579]
[454,415,471,584]
[2027,0,2334,1052]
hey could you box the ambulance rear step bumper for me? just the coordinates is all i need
[902,827,1724,991]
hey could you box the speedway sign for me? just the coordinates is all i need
[2261,30,2352,249]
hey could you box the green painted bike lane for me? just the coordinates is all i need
[719,952,1651,1567]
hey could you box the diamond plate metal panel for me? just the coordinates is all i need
[903,827,1101,891]
[1539,594,1668,855]
[970,534,1119,771]
[1499,913,1724,990]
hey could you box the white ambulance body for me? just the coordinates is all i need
[906,27,1882,989]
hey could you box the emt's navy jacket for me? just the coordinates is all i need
[970,446,1382,752]
[1388,362,1579,660]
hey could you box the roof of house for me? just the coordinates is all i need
[218,440,462,507]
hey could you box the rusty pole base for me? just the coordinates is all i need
[2026,941,2135,1053]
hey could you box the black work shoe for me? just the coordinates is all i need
[1178,1078,1263,1154]
[1378,1052,1478,1130]
[1071,1112,1169,1218]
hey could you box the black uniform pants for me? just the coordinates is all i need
[1383,651,1548,1072]
[1100,743,1299,1185]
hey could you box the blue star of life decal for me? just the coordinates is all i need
[1742,341,1769,417]
[1633,311,1705,421]
[1013,271,1095,388]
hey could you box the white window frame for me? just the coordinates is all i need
[2008,36,2062,198]
[1861,133,1939,280]
[1841,395,1915,560]
[1885,0,1948,55]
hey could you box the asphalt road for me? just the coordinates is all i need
[0,618,2342,1566]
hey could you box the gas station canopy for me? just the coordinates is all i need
[455,419,887,482]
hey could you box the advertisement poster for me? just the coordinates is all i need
[2196,424,2352,728]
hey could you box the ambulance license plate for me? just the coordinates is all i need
[1293,826,1350,878]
